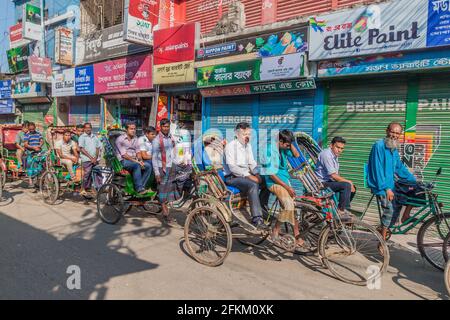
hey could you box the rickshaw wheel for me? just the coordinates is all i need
[97,183,125,225]
[39,171,60,205]
[184,206,232,267]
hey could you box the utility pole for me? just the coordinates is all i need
[40,0,46,57]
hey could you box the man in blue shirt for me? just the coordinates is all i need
[367,122,416,241]
[315,136,355,220]
[24,122,43,154]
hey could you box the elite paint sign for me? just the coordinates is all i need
[309,0,450,60]
[123,0,159,46]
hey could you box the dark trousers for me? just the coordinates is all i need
[225,176,263,221]
[323,181,356,211]
[122,160,152,192]
[82,162,94,190]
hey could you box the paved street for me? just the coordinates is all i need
[0,181,448,300]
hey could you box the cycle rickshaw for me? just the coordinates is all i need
[38,125,88,204]
[444,232,450,295]
[300,131,450,272]
[0,124,49,192]
[96,128,197,225]
[183,132,389,286]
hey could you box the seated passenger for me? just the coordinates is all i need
[138,126,157,177]
[15,121,29,171]
[115,122,152,195]
[262,130,306,250]
[55,131,79,182]
[203,133,225,170]
[223,122,267,231]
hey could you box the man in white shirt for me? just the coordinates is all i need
[224,122,267,230]
[138,126,157,177]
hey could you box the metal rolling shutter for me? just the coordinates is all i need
[417,74,450,208]
[258,91,315,196]
[207,95,254,141]
[22,104,52,132]
[327,78,408,225]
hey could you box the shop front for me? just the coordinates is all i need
[12,75,53,132]
[93,53,154,132]
[0,80,17,124]
[310,0,450,222]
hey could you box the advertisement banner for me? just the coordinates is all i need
[260,53,306,81]
[76,24,150,65]
[22,3,43,41]
[156,93,169,131]
[7,45,30,74]
[123,0,159,46]
[94,54,152,94]
[0,80,12,99]
[154,61,195,84]
[55,28,74,65]
[75,66,95,96]
[11,75,46,99]
[9,23,30,48]
[197,60,261,88]
[29,56,53,83]
[196,26,308,61]
[318,49,450,77]
[200,79,316,97]
[52,68,75,97]
[0,99,14,114]
[153,23,200,65]
[308,0,450,60]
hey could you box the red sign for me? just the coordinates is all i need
[129,0,159,24]
[153,22,199,65]
[29,56,53,83]
[261,0,277,25]
[9,23,23,45]
[94,54,153,94]
[156,93,169,131]
[200,85,251,97]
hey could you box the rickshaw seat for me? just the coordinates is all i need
[217,169,241,195]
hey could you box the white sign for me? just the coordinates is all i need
[123,0,159,46]
[259,53,305,81]
[308,0,428,60]
[22,3,43,42]
[55,28,74,65]
[52,68,75,97]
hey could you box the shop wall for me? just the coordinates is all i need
[324,73,450,225]
[69,96,101,131]
[186,0,379,34]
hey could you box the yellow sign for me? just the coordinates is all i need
[153,61,195,84]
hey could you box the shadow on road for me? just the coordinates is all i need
[0,207,167,299]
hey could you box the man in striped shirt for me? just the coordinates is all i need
[24,122,43,154]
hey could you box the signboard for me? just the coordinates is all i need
[0,80,12,99]
[260,53,306,81]
[22,3,43,41]
[0,99,14,114]
[197,53,307,87]
[9,23,30,48]
[11,75,46,99]
[52,68,75,97]
[197,60,261,88]
[55,28,74,65]
[309,0,450,60]
[76,24,150,65]
[75,66,95,96]
[94,54,152,94]
[154,61,195,84]
[318,49,450,77]
[29,56,53,83]
[7,45,30,74]
[153,23,199,84]
[196,26,308,61]
[200,79,316,97]
[154,23,200,65]
[156,93,169,131]
[123,0,159,46]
